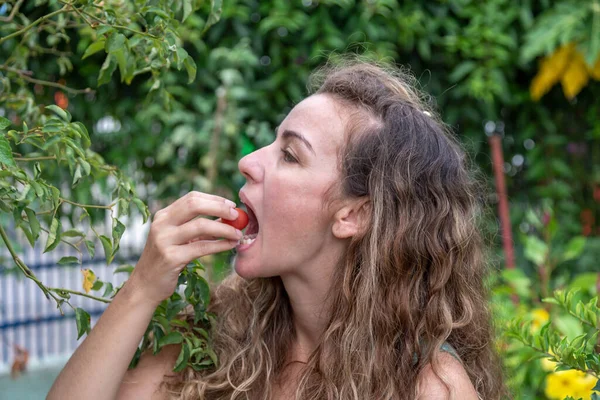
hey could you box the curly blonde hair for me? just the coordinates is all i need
[164,56,505,399]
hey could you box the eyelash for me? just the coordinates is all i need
[280,148,297,163]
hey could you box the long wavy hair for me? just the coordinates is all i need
[164,57,505,399]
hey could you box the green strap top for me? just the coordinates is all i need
[412,341,462,365]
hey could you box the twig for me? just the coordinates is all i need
[48,287,112,304]
[0,0,25,23]
[0,224,52,300]
[0,65,93,95]
[14,156,57,161]
[0,6,69,45]
[60,198,117,209]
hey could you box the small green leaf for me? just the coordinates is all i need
[113,264,134,275]
[92,280,103,291]
[24,208,40,240]
[99,235,113,264]
[562,236,586,262]
[62,229,86,238]
[85,239,95,259]
[44,218,62,253]
[75,307,91,339]
[0,134,15,167]
[183,0,193,22]
[202,0,223,34]
[58,256,79,265]
[98,54,117,86]
[45,105,71,122]
[102,282,114,297]
[183,56,197,83]
[159,331,184,347]
[0,117,11,130]
[173,341,190,372]
[133,198,149,223]
[82,39,106,59]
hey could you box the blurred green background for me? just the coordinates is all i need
[1,0,599,399]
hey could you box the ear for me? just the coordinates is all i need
[332,197,370,239]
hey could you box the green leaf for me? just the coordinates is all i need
[99,235,113,264]
[102,282,114,297]
[75,307,91,339]
[58,256,79,265]
[62,229,86,238]
[561,236,586,262]
[159,331,184,346]
[0,117,11,130]
[92,280,103,291]
[72,122,91,149]
[98,54,117,86]
[45,105,71,122]
[24,208,40,240]
[82,39,106,59]
[593,379,600,392]
[182,0,193,22]
[85,239,95,259]
[113,264,134,275]
[523,235,548,266]
[202,0,223,34]
[44,218,62,253]
[183,56,197,83]
[173,341,190,372]
[449,61,477,83]
[0,134,15,167]
[106,33,128,81]
[133,198,149,223]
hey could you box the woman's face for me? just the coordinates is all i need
[234,94,348,279]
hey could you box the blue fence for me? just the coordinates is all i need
[0,216,147,373]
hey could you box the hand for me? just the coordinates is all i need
[128,191,242,306]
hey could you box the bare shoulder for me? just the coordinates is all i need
[116,344,182,400]
[416,352,479,400]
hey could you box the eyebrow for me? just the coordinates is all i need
[275,126,316,156]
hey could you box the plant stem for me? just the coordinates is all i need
[0,224,52,299]
[14,156,57,161]
[0,65,93,95]
[48,287,112,303]
[0,6,69,45]
[60,198,116,209]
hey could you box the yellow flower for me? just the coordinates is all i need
[545,369,599,400]
[541,356,557,372]
[530,308,550,331]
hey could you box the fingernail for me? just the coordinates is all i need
[225,199,236,207]
[230,208,239,219]
[236,229,243,238]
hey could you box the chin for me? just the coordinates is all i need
[232,257,279,280]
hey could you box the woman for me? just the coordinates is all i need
[48,59,504,399]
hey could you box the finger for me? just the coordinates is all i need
[186,218,226,243]
[179,239,238,262]
[167,196,239,227]
[160,191,236,218]
[175,217,242,245]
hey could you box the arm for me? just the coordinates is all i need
[416,352,479,400]
[47,280,159,400]
[116,344,181,400]
[47,191,242,400]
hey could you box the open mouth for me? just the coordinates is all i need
[239,203,259,245]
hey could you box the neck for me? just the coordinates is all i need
[280,241,345,362]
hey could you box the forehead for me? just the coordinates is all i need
[280,94,347,156]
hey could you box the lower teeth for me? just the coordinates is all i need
[239,234,257,245]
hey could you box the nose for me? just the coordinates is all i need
[238,149,264,184]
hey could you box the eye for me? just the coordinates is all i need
[280,148,298,163]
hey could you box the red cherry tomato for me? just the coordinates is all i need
[222,208,249,230]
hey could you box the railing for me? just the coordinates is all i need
[0,215,148,373]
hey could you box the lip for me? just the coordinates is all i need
[238,190,257,220]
